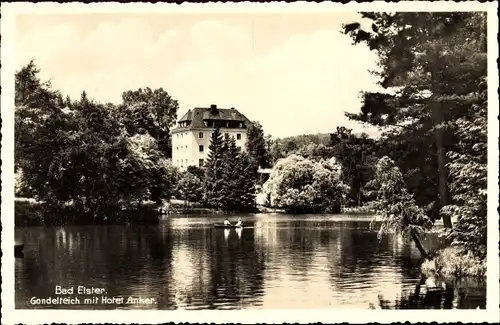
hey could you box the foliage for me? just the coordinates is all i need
[232,151,258,210]
[329,126,378,207]
[204,130,257,211]
[245,121,271,168]
[368,156,433,257]
[441,76,487,259]
[421,247,486,278]
[203,126,226,209]
[186,165,205,179]
[270,133,332,164]
[343,12,487,228]
[175,172,204,204]
[221,135,242,210]
[14,61,179,218]
[117,87,179,157]
[263,155,349,214]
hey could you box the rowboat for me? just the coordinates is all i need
[214,224,243,229]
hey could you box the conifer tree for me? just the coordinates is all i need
[343,12,487,228]
[204,126,225,209]
[246,121,270,169]
[221,135,241,211]
[234,152,258,210]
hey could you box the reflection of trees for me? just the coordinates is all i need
[376,276,486,309]
[16,221,267,310]
[16,224,175,309]
[15,216,486,310]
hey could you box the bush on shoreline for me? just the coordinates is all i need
[421,246,486,278]
[15,200,160,227]
[341,205,376,215]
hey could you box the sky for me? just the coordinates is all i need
[16,13,382,138]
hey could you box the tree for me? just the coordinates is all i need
[119,87,179,156]
[329,127,378,206]
[14,62,179,219]
[343,12,487,228]
[15,61,74,203]
[175,172,204,208]
[368,157,433,258]
[441,76,487,259]
[246,121,271,168]
[221,135,242,211]
[263,155,349,214]
[204,126,225,209]
[186,166,205,179]
[232,151,258,211]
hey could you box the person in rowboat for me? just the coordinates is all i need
[235,218,242,227]
[224,218,231,226]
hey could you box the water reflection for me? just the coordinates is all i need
[375,276,486,309]
[15,215,486,309]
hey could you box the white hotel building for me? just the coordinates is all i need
[171,104,252,170]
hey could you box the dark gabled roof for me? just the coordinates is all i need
[177,106,251,129]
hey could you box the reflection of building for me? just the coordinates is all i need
[171,104,252,170]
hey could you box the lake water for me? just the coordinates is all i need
[15,214,486,309]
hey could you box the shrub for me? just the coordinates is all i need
[421,246,486,278]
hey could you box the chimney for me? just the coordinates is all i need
[230,107,235,110]
[210,104,217,114]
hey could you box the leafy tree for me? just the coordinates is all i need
[329,127,378,206]
[269,133,332,164]
[119,87,179,156]
[15,61,74,203]
[343,12,487,228]
[246,121,271,168]
[263,155,349,214]
[175,172,204,208]
[14,62,179,219]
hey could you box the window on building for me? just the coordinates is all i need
[176,147,179,151]
[225,133,229,138]
[199,159,204,167]
[199,145,204,152]
[199,132,203,139]
[239,123,243,128]
[237,134,241,140]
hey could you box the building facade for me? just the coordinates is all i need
[171,104,252,170]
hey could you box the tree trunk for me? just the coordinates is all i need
[430,64,452,229]
[410,229,428,258]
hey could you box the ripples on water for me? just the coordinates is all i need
[15,214,486,310]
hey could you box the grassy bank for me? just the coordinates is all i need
[421,247,486,278]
